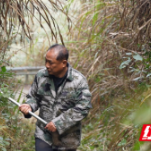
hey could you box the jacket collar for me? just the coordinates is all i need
[66,63,73,81]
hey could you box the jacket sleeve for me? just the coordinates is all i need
[25,75,40,113]
[52,78,92,135]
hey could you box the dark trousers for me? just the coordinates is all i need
[35,138,76,151]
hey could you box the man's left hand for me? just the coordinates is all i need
[45,122,57,132]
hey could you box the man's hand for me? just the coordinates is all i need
[45,122,57,132]
[19,104,32,115]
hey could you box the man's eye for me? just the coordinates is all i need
[49,61,52,64]
[45,59,52,64]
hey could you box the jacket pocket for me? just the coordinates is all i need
[59,91,82,109]
[37,88,52,96]
[61,90,82,100]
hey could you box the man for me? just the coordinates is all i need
[19,44,92,151]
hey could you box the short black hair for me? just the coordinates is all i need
[47,44,69,61]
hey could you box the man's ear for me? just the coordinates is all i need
[62,60,67,67]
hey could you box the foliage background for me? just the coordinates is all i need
[1,0,151,151]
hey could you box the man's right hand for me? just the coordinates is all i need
[19,104,32,115]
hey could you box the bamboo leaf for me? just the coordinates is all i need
[119,59,131,69]
[133,54,143,61]
[93,12,98,25]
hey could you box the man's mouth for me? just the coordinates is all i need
[47,69,51,72]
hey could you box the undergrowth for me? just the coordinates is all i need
[66,0,151,150]
[1,0,151,150]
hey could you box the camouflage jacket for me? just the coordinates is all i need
[26,64,92,150]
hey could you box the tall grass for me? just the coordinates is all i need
[1,0,151,150]
[0,1,71,150]
[66,0,151,150]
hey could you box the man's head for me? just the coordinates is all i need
[45,44,69,77]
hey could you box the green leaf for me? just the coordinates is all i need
[146,73,151,77]
[4,141,9,146]
[2,147,7,151]
[0,136,3,141]
[133,77,142,81]
[1,66,6,73]
[133,54,143,61]
[93,12,98,25]
[119,59,131,69]
[133,141,143,150]
[118,138,127,146]
[126,53,132,56]
[95,77,101,83]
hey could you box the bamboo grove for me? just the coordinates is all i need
[1,0,151,150]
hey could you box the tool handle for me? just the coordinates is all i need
[8,96,21,107]
[28,110,47,125]
[0,90,47,125]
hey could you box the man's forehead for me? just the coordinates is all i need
[45,49,58,59]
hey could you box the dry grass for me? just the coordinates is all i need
[67,0,151,150]
[0,0,72,68]
[1,0,151,150]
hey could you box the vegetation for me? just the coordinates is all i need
[0,0,70,150]
[1,0,151,150]
[67,0,151,150]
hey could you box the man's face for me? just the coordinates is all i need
[45,49,65,76]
